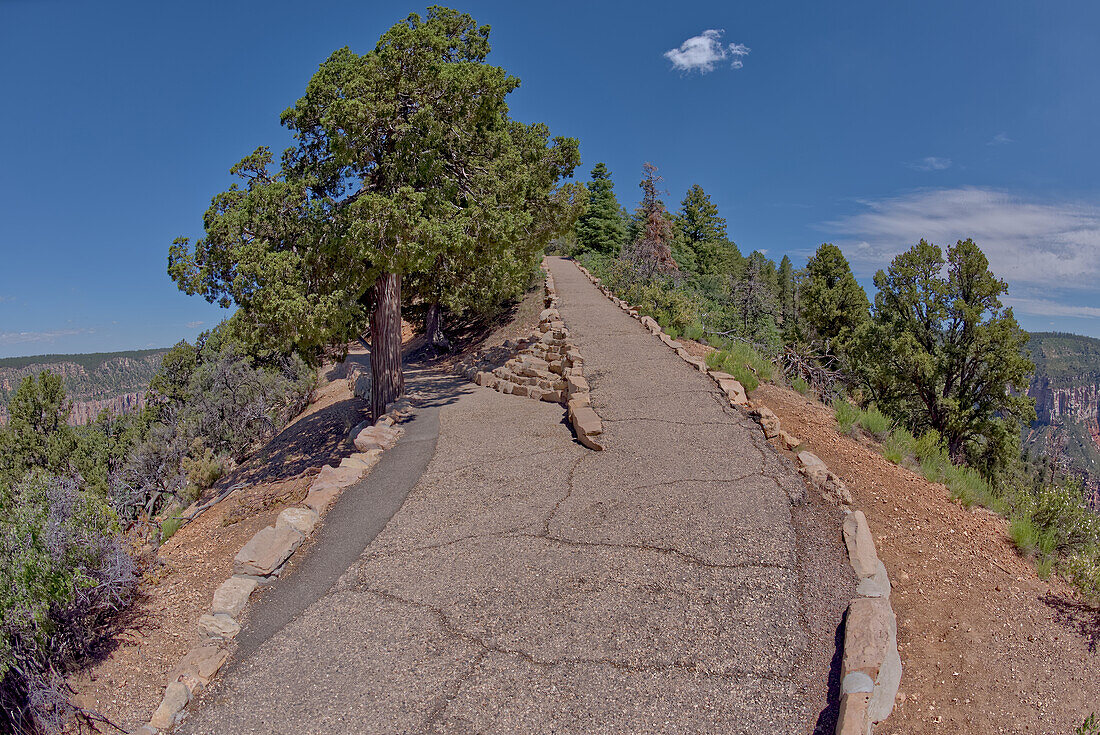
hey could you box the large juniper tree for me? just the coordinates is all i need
[858,238,1034,467]
[169,8,578,418]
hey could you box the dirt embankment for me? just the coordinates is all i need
[754,382,1100,735]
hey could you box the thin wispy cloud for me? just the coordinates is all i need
[186,320,205,329]
[0,328,93,346]
[1002,297,1100,320]
[0,296,14,303]
[908,156,953,171]
[987,132,1013,146]
[824,187,1100,296]
[664,29,750,73]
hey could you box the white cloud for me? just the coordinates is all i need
[0,328,92,346]
[987,132,1013,146]
[664,29,750,73]
[1002,297,1100,320]
[823,187,1100,293]
[186,320,205,329]
[908,156,953,171]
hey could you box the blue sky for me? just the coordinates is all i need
[2,0,1098,357]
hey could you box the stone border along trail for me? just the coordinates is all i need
[172,256,855,734]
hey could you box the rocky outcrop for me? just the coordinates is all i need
[1029,377,1100,425]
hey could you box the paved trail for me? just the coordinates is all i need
[181,257,851,734]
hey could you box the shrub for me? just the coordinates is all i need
[857,406,891,440]
[0,473,135,734]
[682,322,704,342]
[832,398,860,435]
[183,446,225,494]
[1008,514,1040,554]
[914,430,945,462]
[791,376,809,396]
[883,428,916,466]
[160,515,183,544]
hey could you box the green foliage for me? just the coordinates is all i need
[0,473,134,733]
[832,397,860,435]
[674,184,739,276]
[801,243,869,353]
[1009,514,1040,554]
[0,372,77,491]
[857,406,892,440]
[791,376,810,396]
[682,323,704,342]
[170,7,580,361]
[855,239,1035,470]
[574,163,627,256]
[706,342,772,392]
[1076,712,1100,735]
[160,515,184,544]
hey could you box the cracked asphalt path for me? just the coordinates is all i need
[179,257,852,734]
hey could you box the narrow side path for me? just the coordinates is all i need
[179,258,852,735]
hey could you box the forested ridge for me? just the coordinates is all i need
[0,350,165,405]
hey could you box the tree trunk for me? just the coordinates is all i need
[425,301,451,352]
[370,271,404,420]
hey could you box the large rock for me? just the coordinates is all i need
[276,506,319,537]
[753,406,781,438]
[843,511,880,579]
[233,525,304,576]
[149,682,191,730]
[353,425,402,453]
[315,463,363,487]
[170,642,230,693]
[570,405,604,451]
[565,374,590,396]
[304,485,340,514]
[210,576,258,618]
[197,613,241,641]
[797,450,830,484]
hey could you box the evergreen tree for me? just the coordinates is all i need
[0,371,75,491]
[801,243,869,352]
[623,163,679,280]
[674,184,740,276]
[857,239,1035,466]
[574,163,626,256]
[777,254,795,329]
[169,8,578,418]
[732,251,779,343]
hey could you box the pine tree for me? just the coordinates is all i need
[575,163,626,256]
[623,163,678,280]
[674,184,739,276]
[801,243,870,353]
[777,254,795,328]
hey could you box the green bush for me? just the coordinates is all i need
[883,428,916,466]
[857,406,892,440]
[160,515,184,544]
[0,473,134,733]
[1008,514,1040,554]
[832,398,860,435]
[682,322,705,342]
[791,376,809,396]
[914,430,945,462]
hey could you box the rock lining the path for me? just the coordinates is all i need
[457,266,604,451]
[143,395,417,732]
